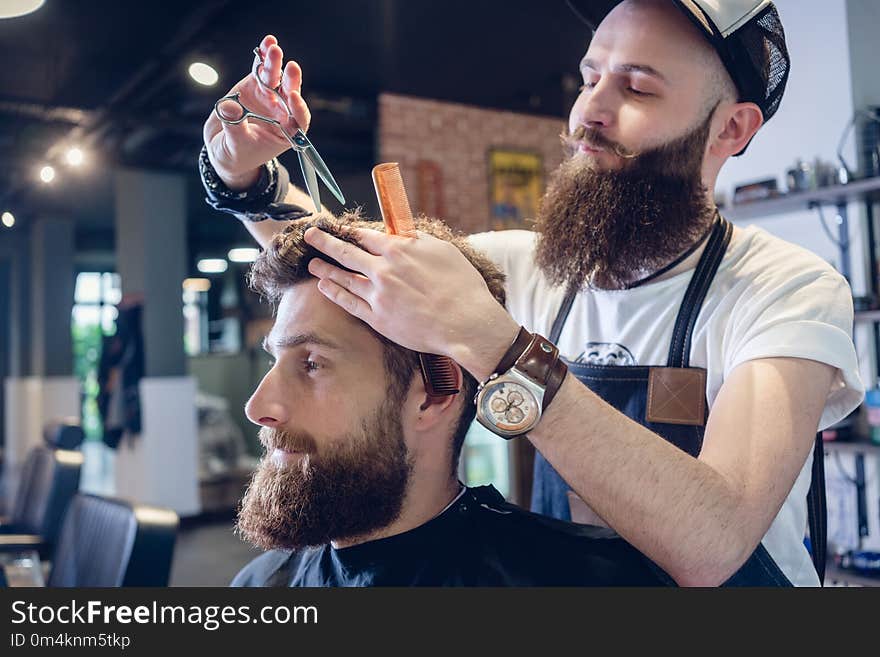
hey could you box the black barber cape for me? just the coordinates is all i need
[231,485,668,587]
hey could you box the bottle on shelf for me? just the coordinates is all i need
[864,382,880,445]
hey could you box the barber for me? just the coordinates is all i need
[201,1,863,586]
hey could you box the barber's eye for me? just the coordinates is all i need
[304,359,320,373]
[579,82,595,93]
[628,87,652,97]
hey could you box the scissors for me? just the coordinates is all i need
[213,48,345,213]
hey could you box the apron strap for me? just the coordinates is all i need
[666,215,732,368]
[549,286,577,344]
[808,433,827,584]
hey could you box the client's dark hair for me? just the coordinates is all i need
[248,211,506,471]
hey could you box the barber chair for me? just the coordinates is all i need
[0,446,83,558]
[47,493,179,587]
[42,419,85,451]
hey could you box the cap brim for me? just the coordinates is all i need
[566,0,715,38]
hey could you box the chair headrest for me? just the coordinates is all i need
[43,419,84,450]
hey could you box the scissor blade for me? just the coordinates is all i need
[299,153,322,214]
[302,143,346,206]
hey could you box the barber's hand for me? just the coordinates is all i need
[304,227,521,381]
[202,34,311,190]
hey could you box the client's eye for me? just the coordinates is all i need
[304,359,320,373]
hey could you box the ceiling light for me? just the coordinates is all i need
[2,211,14,228]
[39,165,55,183]
[228,247,260,263]
[197,258,228,274]
[182,278,211,292]
[0,0,46,19]
[188,62,219,86]
[65,147,84,166]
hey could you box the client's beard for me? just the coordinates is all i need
[534,110,717,291]
[236,398,412,551]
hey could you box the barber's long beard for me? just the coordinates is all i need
[534,113,716,291]
[236,400,412,551]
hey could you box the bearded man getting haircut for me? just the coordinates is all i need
[232,214,664,587]
[203,1,863,587]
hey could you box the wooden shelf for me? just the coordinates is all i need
[823,439,880,455]
[854,310,880,323]
[722,176,880,221]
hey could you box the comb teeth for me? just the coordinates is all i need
[419,353,461,397]
[372,162,458,399]
[372,163,417,237]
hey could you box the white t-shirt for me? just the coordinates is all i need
[469,224,864,586]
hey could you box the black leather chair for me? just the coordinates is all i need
[0,446,83,558]
[42,420,85,451]
[0,419,83,517]
[47,493,179,587]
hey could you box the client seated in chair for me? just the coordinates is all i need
[232,214,666,587]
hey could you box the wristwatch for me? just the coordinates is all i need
[474,328,568,439]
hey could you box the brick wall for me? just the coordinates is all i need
[378,93,566,234]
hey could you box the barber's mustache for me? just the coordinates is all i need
[258,426,318,454]
[561,125,638,160]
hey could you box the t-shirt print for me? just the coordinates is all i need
[575,342,637,366]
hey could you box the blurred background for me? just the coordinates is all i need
[1,0,879,587]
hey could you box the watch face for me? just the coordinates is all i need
[479,380,540,434]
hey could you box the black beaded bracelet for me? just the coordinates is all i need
[199,145,311,222]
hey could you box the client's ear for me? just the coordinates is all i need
[413,361,464,429]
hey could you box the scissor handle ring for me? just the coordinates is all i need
[214,94,250,125]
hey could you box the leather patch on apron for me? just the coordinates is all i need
[646,367,707,427]
[566,491,609,528]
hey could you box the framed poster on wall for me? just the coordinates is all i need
[488,149,543,230]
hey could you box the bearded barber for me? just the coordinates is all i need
[201,1,863,586]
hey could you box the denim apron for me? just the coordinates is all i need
[530,217,820,585]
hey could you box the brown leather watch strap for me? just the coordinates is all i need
[492,326,533,375]
[542,353,568,411]
[514,333,567,411]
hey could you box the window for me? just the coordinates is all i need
[72,272,121,442]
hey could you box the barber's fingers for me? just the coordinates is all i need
[283,62,311,133]
[304,227,382,275]
[203,107,221,143]
[346,226,427,256]
[315,278,374,325]
[216,116,251,144]
[259,44,284,88]
[282,59,302,94]
[255,35,282,87]
[307,261,373,301]
[257,34,278,60]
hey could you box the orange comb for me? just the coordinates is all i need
[371,163,460,398]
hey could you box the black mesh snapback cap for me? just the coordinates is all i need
[566,1,790,147]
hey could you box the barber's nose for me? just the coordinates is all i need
[244,372,290,428]
[574,80,615,129]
